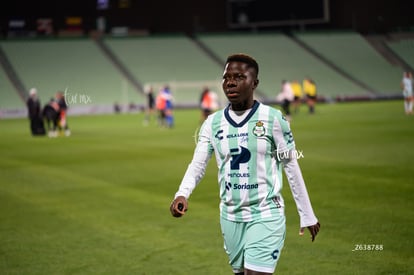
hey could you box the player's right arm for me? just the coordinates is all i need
[170,118,213,218]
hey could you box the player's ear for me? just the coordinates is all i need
[253,79,259,89]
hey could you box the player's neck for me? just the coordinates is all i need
[230,99,254,112]
[231,108,251,116]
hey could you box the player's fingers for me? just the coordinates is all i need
[299,227,305,236]
[171,198,188,217]
[311,230,316,242]
[170,201,182,217]
[177,202,186,212]
[309,222,320,242]
[175,203,185,215]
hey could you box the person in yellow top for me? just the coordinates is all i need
[303,77,317,114]
[290,80,302,114]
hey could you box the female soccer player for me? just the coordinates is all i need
[170,53,320,275]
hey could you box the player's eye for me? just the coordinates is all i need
[235,74,246,81]
[223,74,246,81]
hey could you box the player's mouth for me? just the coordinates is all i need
[226,90,239,98]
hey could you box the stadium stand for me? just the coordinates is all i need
[295,31,402,96]
[103,34,225,106]
[0,45,28,117]
[0,63,25,113]
[385,35,414,70]
[0,38,138,116]
[0,31,411,117]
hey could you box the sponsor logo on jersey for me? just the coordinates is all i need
[215,129,250,140]
[272,196,282,208]
[283,130,294,144]
[226,132,248,138]
[230,146,251,170]
[233,183,259,189]
[215,129,224,140]
[227,172,250,178]
[225,181,258,191]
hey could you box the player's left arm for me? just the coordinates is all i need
[283,157,320,241]
[273,111,320,241]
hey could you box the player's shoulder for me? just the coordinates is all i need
[258,102,284,117]
[258,103,290,127]
[203,108,224,124]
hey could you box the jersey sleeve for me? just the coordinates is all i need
[272,110,295,155]
[283,158,318,228]
[272,110,318,228]
[174,118,214,199]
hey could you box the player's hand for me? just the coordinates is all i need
[299,222,320,242]
[170,196,188,218]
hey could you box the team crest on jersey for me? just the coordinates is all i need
[252,121,266,137]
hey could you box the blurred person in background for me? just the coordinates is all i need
[155,88,167,127]
[276,79,294,120]
[163,85,174,128]
[199,86,219,122]
[156,85,174,128]
[303,77,317,114]
[401,71,413,115]
[113,101,121,114]
[290,79,303,114]
[56,91,71,136]
[143,85,156,125]
[42,97,60,137]
[26,88,45,136]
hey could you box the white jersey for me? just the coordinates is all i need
[175,101,317,227]
[402,76,413,97]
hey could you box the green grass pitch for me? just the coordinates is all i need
[0,100,413,274]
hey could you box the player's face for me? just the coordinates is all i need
[222,61,258,111]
